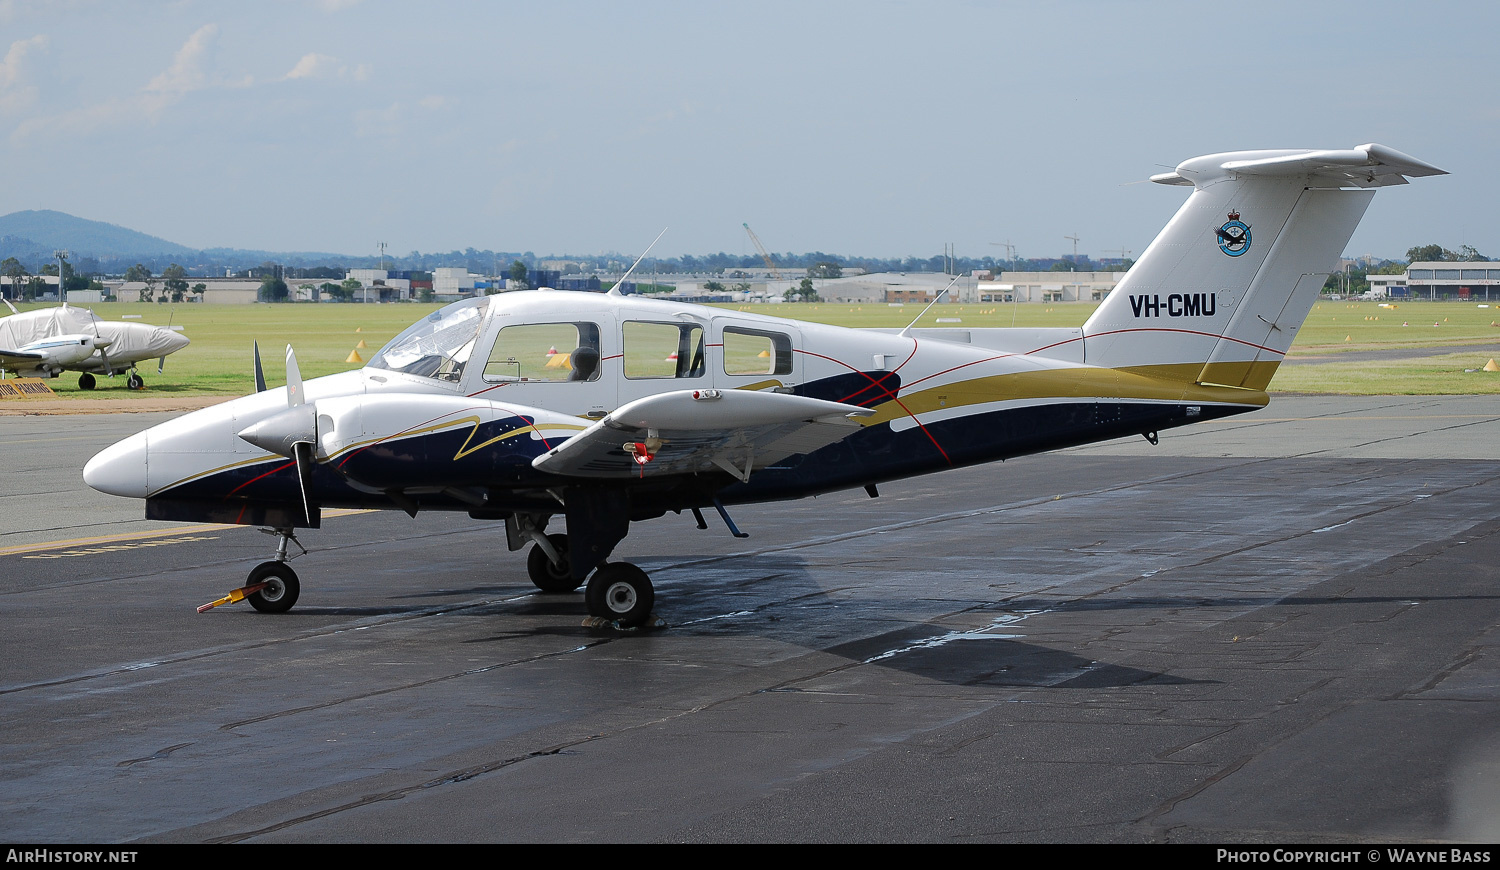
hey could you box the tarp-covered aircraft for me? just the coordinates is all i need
[0,301,190,389]
[84,143,1445,626]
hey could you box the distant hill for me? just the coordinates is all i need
[0,210,195,258]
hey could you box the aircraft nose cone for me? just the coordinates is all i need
[83,431,149,498]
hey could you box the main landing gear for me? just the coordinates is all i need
[524,530,656,629]
[77,370,145,391]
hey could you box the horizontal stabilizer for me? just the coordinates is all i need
[533,388,873,480]
[1150,143,1446,189]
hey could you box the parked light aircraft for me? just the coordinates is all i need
[84,143,1444,626]
[0,301,190,389]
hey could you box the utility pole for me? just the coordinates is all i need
[54,250,69,303]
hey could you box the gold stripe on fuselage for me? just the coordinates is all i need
[862,363,1268,427]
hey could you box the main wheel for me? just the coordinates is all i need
[78,373,96,390]
[246,561,301,613]
[126,373,144,390]
[585,562,654,627]
[526,533,578,593]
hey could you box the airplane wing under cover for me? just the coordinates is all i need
[532,389,874,480]
[0,349,47,364]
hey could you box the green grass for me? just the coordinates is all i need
[10,298,1500,398]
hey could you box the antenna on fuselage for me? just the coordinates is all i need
[898,273,963,339]
[606,228,669,297]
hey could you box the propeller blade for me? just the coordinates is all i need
[293,441,315,525]
[157,355,166,375]
[253,342,267,393]
[285,345,304,407]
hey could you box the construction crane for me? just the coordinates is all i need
[989,240,1017,267]
[743,223,782,281]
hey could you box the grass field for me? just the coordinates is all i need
[9,297,1500,398]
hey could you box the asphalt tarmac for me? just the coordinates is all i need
[3,395,1499,843]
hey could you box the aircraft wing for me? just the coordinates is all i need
[0,348,47,364]
[532,388,875,480]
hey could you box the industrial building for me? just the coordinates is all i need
[1401,261,1500,300]
[975,272,1124,303]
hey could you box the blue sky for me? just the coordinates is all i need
[1,1,1494,262]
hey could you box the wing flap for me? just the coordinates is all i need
[532,389,873,480]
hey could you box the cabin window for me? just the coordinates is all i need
[622,321,705,379]
[722,327,793,375]
[483,322,601,383]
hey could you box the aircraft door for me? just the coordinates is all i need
[711,320,801,392]
[476,317,617,420]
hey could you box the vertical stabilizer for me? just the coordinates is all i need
[1082,144,1444,390]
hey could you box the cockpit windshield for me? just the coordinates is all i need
[367,297,490,382]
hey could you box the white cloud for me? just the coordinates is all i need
[285,52,338,80]
[145,24,218,96]
[0,34,48,114]
[284,52,371,83]
[11,25,236,142]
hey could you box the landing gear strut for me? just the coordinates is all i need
[126,372,145,390]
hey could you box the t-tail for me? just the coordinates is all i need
[1082,144,1445,391]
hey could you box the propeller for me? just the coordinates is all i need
[85,310,114,374]
[284,345,315,525]
[235,345,318,524]
[252,341,267,392]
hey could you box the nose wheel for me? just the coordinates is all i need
[585,562,655,628]
[246,562,301,613]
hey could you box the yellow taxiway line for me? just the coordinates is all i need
[0,509,375,558]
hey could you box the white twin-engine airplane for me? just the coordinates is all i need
[0,301,190,389]
[84,143,1444,626]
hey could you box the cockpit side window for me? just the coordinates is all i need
[722,327,793,375]
[623,321,705,379]
[368,296,489,382]
[483,322,602,383]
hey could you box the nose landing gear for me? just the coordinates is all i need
[197,528,307,614]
